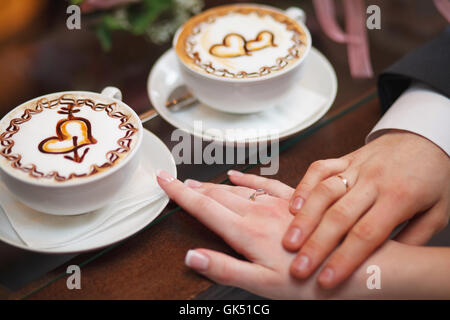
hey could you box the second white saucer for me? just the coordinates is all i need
[147,48,337,144]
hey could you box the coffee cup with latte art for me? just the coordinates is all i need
[174,4,311,114]
[0,87,143,215]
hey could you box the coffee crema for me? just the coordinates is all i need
[175,4,308,79]
[0,93,140,183]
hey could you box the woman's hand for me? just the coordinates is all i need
[156,169,314,299]
[285,130,450,289]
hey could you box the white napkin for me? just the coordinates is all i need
[0,166,165,249]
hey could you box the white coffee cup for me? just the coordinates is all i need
[173,4,311,114]
[0,87,143,215]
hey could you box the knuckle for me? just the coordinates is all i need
[310,160,327,173]
[315,180,335,197]
[350,222,379,243]
[296,181,313,194]
[202,187,216,198]
[342,154,355,165]
[259,179,271,191]
[261,178,281,193]
[326,204,351,228]
[266,178,281,190]
[388,181,413,200]
[364,165,385,181]
[248,174,263,186]
[199,182,214,189]
[215,263,235,285]
[293,211,316,227]
[328,249,349,267]
[195,197,215,213]
[302,237,324,254]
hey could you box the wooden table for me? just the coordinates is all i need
[0,0,448,299]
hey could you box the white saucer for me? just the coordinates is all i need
[0,128,176,254]
[147,48,337,144]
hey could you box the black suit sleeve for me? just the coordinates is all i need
[377,26,450,112]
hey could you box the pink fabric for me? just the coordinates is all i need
[313,0,373,78]
[434,0,450,22]
[343,0,373,78]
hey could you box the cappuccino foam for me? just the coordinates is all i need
[0,93,140,184]
[176,5,308,78]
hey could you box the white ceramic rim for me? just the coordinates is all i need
[147,47,338,145]
[0,91,144,188]
[0,129,177,254]
[172,3,312,83]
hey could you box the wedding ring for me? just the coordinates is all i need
[336,175,349,190]
[249,188,267,201]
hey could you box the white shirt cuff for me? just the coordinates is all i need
[367,83,450,156]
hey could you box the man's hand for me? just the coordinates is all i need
[284,130,450,289]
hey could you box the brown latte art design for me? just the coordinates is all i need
[38,103,97,163]
[209,31,277,58]
[176,5,308,79]
[0,95,139,182]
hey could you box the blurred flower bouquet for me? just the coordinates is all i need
[71,0,204,50]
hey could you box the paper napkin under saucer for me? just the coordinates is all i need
[0,165,165,249]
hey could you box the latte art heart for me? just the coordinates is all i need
[39,118,97,163]
[245,31,277,52]
[209,31,277,58]
[209,33,247,58]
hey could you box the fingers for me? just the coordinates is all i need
[289,158,350,215]
[227,170,294,200]
[184,248,275,293]
[316,197,409,289]
[156,170,241,242]
[395,201,449,245]
[184,179,256,216]
[186,180,255,199]
[283,171,357,252]
[289,183,376,279]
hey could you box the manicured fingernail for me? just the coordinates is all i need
[184,179,202,188]
[319,267,334,285]
[291,197,304,211]
[185,250,209,271]
[156,169,174,182]
[285,227,302,246]
[227,170,243,177]
[293,254,310,273]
